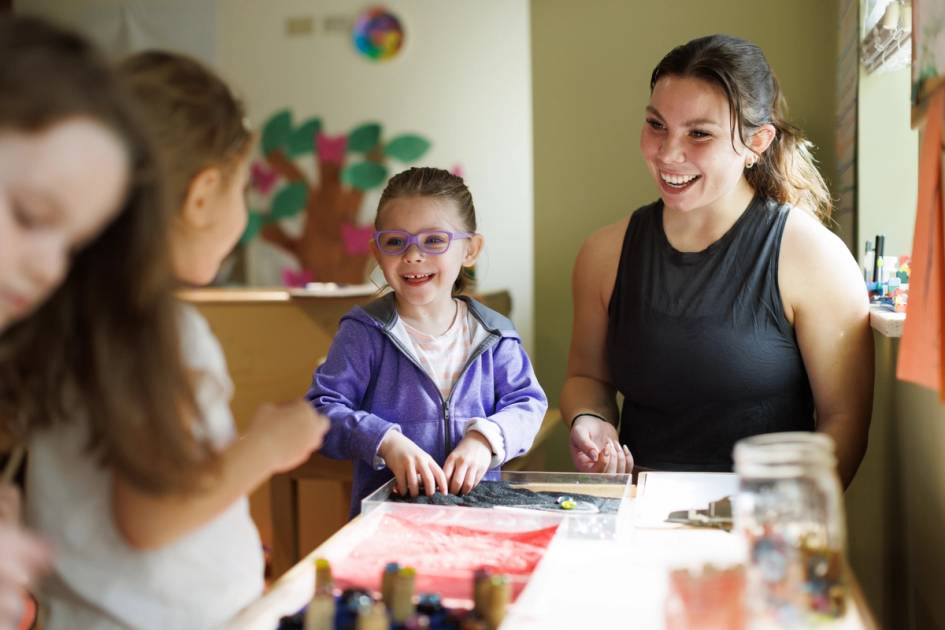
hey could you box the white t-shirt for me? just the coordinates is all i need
[401,299,474,400]
[26,305,264,630]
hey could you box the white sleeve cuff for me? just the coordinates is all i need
[372,425,402,470]
[464,419,505,468]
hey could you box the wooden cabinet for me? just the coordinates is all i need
[184,287,514,578]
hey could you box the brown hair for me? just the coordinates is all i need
[117,51,251,210]
[650,34,832,222]
[0,15,209,494]
[376,167,478,294]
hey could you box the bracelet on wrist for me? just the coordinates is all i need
[568,412,612,430]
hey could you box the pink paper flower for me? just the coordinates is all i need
[282,267,314,288]
[317,133,348,165]
[250,161,279,195]
[342,223,374,255]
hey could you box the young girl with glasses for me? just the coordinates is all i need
[307,167,547,515]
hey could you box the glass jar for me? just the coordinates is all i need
[733,432,847,628]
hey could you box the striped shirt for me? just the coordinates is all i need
[402,299,473,399]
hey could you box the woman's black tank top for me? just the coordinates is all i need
[606,196,814,471]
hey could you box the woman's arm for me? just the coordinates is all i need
[561,220,633,473]
[112,400,327,550]
[780,210,874,488]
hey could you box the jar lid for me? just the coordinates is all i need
[733,432,837,478]
[735,431,835,452]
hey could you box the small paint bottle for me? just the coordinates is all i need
[390,566,417,623]
[381,561,400,608]
[356,601,388,630]
[484,575,510,630]
[473,568,491,616]
[303,593,335,630]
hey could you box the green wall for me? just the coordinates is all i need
[531,0,840,407]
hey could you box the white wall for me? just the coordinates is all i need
[216,1,535,350]
[13,0,537,351]
[13,0,216,64]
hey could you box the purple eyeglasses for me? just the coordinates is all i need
[373,229,474,256]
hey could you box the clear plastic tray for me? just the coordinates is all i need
[361,470,632,540]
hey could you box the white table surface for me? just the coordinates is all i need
[226,472,874,630]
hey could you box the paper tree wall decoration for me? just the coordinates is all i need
[243,110,431,284]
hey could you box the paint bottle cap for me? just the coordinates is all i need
[314,558,333,596]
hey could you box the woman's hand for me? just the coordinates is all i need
[443,432,492,495]
[378,431,448,497]
[251,400,330,474]
[0,525,51,630]
[569,415,633,474]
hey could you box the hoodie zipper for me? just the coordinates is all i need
[379,315,500,458]
[442,336,498,453]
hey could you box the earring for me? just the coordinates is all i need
[746,156,757,169]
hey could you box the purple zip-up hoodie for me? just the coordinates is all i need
[306,293,547,517]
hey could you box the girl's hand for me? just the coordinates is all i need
[378,431,448,497]
[569,415,633,474]
[443,432,492,495]
[0,525,51,630]
[251,400,330,474]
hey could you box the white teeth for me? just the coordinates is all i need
[404,273,431,279]
[660,172,699,186]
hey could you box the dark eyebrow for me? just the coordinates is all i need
[645,105,721,128]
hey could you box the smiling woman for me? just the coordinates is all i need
[562,34,873,489]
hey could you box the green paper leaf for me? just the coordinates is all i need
[240,210,264,244]
[347,122,382,153]
[341,161,388,190]
[383,134,431,163]
[287,117,322,156]
[262,110,293,155]
[269,182,309,219]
